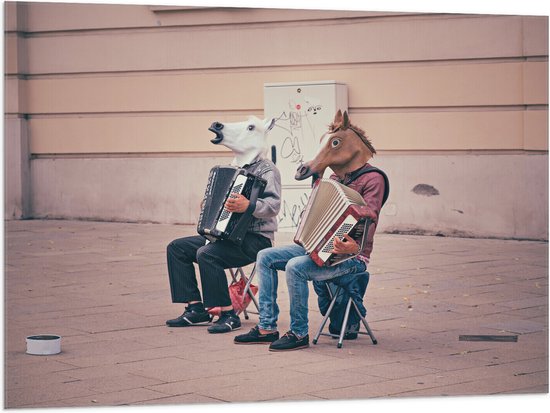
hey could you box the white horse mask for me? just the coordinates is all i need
[209,116,276,167]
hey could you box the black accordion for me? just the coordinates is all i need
[197,166,266,244]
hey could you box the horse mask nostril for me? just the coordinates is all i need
[295,164,311,180]
[214,122,224,130]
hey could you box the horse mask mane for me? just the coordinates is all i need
[295,110,376,181]
[328,110,377,155]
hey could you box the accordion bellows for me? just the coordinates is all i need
[197,166,266,244]
[294,179,374,267]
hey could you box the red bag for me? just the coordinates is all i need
[208,277,258,317]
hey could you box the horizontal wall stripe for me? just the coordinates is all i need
[31,152,235,159]
[524,15,550,57]
[4,77,23,114]
[524,110,549,151]
[355,111,527,151]
[22,61,548,115]
[29,113,240,154]
[31,149,545,160]
[21,15,544,75]
[4,33,21,74]
[22,4,411,33]
[18,105,546,119]
[28,110,547,154]
[11,56,543,79]
[524,61,549,105]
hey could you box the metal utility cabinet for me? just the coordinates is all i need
[264,81,348,231]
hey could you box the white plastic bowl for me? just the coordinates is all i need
[26,334,61,355]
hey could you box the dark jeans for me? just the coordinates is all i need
[167,233,271,308]
[313,271,370,334]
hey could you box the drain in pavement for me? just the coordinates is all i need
[459,335,518,342]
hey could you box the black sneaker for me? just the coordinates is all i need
[269,331,309,352]
[234,326,280,345]
[166,306,212,327]
[207,312,241,334]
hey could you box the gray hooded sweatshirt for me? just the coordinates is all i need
[242,156,282,241]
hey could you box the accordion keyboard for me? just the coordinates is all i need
[215,174,248,233]
[321,222,354,253]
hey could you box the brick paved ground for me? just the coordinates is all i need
[3,219,548,408]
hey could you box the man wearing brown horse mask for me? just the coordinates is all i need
[235,110,389,351]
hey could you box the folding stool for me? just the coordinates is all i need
[228,265,259,320]
[312,272,377,349]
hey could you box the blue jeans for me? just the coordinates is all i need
[256,244,366,337]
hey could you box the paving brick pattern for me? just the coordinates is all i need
[3,220,548,407]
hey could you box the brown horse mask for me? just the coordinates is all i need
[295,110,376,181]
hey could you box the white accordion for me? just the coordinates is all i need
[293,179,375,267]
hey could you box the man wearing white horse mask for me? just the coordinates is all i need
[166,116,281,334]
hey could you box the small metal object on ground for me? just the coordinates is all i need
[26,334,62,355]
[459,335,518,342]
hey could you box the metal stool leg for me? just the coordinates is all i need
[351,300,378,344]
[312,286,342,345]
[242,265,259,315]
[313,281,376,348]
[337,299,353,349]
[228,268,239,282]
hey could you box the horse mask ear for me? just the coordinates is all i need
[333,110,343,126]
[342,111,351,130]
[331,109,351,131]
[265,118,276,132]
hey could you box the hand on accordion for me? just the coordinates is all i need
[224,193,250,213]
[331,234,360,255]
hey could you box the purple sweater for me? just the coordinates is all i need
[330,163,386,264]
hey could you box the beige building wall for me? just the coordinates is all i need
[4,2,549,239]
